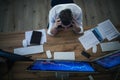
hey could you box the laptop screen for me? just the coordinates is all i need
[94,50,120,69]
[27,59,95,72]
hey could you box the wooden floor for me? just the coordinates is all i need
[0,0,120,32]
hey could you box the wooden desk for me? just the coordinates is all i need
[0,26,120,60]
[0,27,120,80]
[0,27,104,61]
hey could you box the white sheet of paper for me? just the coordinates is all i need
[25,29,47,45]
[14,45,44,55]
[96,26,106,40]
[98,19,119,41]
[100,41,120,52]
[78,30,100,50]
[54,52,75,60]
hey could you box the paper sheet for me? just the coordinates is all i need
[78,30,100,50]
[14,45,44,55]
[98,19,119,41]
[54,52,75,60]
[25,29,47,45]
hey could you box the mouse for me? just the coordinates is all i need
[92,45,97,53]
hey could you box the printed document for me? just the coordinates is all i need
[98,19,119,41]
[78,19,119,51]
[78,30,100,50]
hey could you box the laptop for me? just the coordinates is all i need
[92,50,120,71]
[26,59,97,73]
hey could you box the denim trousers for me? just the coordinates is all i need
[51,0,74,7]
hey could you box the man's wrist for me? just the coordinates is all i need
[53,23,58,29]
[73,26,80,32]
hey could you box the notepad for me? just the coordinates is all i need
[54,52,75,60]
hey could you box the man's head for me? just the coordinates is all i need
[59,9,73,28]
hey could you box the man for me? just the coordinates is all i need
[47,1,83,36]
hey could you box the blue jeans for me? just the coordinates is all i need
[51,0,74,7]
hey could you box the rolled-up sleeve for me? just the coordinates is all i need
[75,8,83,33]
[47,9,55,36]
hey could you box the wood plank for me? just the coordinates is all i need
[1,0,14,32]
[106,0,120,26]
[23,0,34,31]
[13,0,25,31]
[0,32,25,49]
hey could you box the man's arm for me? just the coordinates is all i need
[47,7,57,36]
[72,11,83,34]
[50,18,61,36]
[72,19,81,33]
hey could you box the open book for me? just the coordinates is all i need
[78,19,120,50]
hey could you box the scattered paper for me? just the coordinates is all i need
[25,29,47,45]
[78,30,100,50]
[14,45,44,55]
[54,52,75,60]
[78,19,119,51]
[98,19,119,41]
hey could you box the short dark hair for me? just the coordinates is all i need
[59,9,73,26]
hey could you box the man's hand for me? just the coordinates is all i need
[54,18,61,28]
[50,18,61,36]
[72,19,81,33]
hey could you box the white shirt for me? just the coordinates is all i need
[47,3,83,36]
